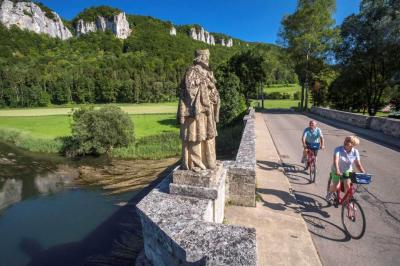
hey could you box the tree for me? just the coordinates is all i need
[279,0,339,110]
[228,50,267,105]
[70,106,134,155]
[215,64,246,127]
[332,0,400,116]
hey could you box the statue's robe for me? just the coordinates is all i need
[177,64,220,170]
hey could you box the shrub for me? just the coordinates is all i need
[68,106,134,156]
[388,111,400,119]
[215,65,247,127]
[293,91,300,100]
[265,92,291,100]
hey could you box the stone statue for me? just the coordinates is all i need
[177,49,220,171]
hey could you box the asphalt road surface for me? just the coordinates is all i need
[262,111,400,266]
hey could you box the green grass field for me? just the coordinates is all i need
[0,102,178,117]
[252,99,300,109]
[0,114,178,139]
[264,84,301,97]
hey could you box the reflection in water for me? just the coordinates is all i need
[0,141,177,265]
[34,165,79,194]
[0,179,23,210]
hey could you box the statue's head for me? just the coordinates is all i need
[194,49,210,66]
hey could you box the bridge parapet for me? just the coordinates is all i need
[311,107,400,138]
[226,108,256,207]
[136,108,257,265]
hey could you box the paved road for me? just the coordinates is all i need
[262,111,400,266]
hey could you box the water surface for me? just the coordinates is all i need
[0,142,173,266]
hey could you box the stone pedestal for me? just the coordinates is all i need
[170,162,226,223]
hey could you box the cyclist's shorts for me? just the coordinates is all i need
[306,142,319,156]
[330,171,351,183]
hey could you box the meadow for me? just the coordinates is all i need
[0,104,181,159]
[0,103,242,159]
[263,84,301,98]
[0,102,177,117]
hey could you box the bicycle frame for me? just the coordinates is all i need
[336,181,356,206]
[306,149,316,166]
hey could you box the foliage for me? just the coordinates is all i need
[388,111,400,119]
[331,0,400,116]
[279,0,339,110]
[264,92,290,100]
[215,64,246,127]
[227,49,267,103]
[293,91,300,100]
[69,106,134,156]
[0,112,180,158]
[389,86,400,111]
[72,6,122,25]
[112,131,180,159]
[0,127,62,153]
[0,4,295,109]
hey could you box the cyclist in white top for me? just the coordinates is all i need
[326,136,366,201]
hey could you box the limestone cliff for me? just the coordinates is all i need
[0,0,72,40]
[189,26,215,45]
[169,25,176,36]
[75,12,131,39]
[188,26,233,47]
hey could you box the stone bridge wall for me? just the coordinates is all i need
[311,107,400,138]
[226,108,256,207]
[136,108,257,265]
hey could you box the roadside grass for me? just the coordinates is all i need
[251,99,300,109]
[0,102,178,117]
[263,84,301,98]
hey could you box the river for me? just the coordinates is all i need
[0,142,177,266]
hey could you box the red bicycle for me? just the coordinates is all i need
[327,172,372,239]
[304,143,320,183]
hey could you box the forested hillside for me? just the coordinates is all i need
[0,3,296,108]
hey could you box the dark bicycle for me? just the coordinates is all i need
[327,172,372,239]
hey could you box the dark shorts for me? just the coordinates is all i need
[306,142,319,156]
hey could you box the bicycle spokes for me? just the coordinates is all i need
[342,199,366,239]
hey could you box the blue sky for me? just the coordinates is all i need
[39,0,360,44]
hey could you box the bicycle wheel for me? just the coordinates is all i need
[341,199,366,239]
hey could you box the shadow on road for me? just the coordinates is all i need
[256,188,300,212]
[302,214,351,242]
[294,191,330,218]
[256,160,282,171]
[281,162,312,185]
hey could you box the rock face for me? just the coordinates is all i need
[169,26,176,36]
[189,26,233,47]
[190,26,215,45]
[218,38,233,47]
[75,12,131,39]
[0,0,72,40]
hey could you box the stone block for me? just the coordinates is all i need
[228,195,256,207]
[172,162,224,187]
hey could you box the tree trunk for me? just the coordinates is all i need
[300,83,305,111]
[261,91,265,109]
